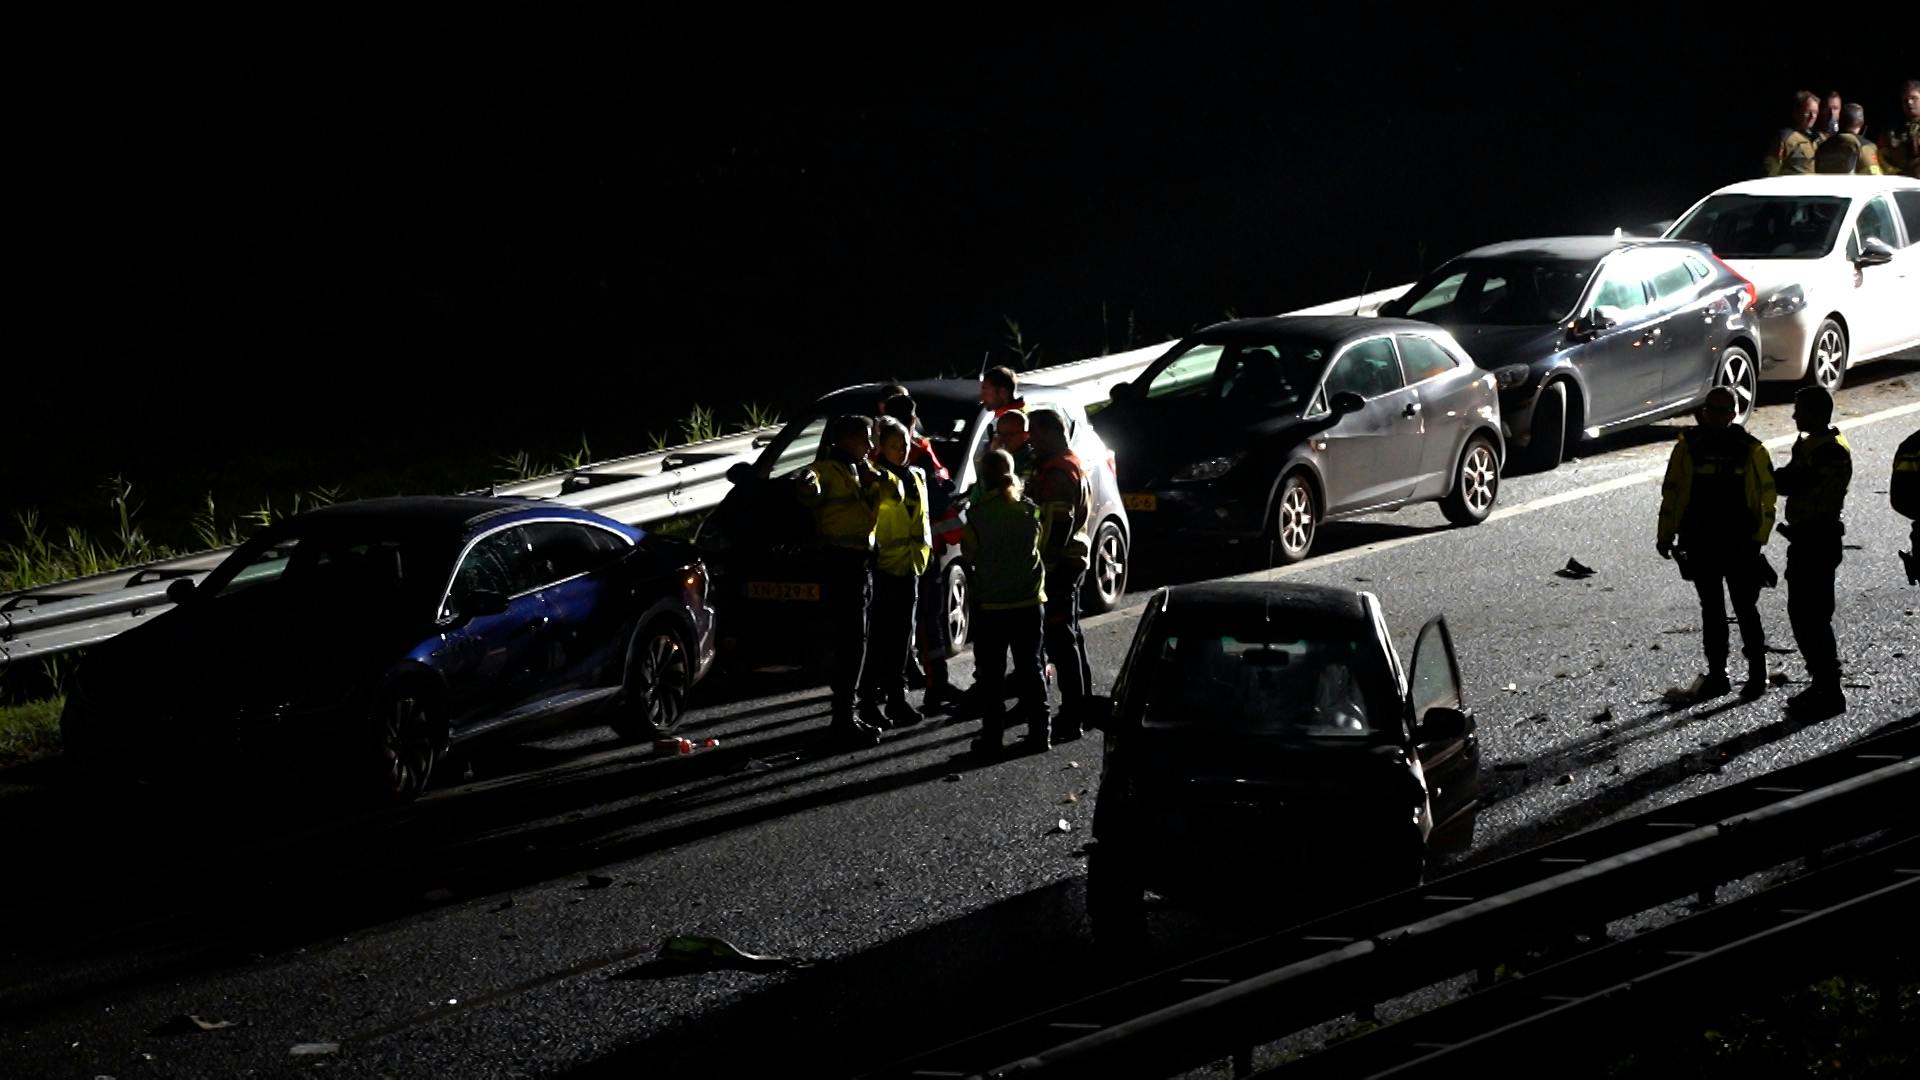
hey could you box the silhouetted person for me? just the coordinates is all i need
[1773,387,1852,719]
[1657,386,1778,701]
[961,449,1049,757]
[1027,408,1094,741]
[797,415,886,746]
[1894,427,1920,585]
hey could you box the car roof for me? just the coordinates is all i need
[291,495,585,535]
[814,377,1082,412]
[1447,235,1704,263]
[1157,581,1375,630]
[1688,175,1920,199]
[1186,314,1445,345]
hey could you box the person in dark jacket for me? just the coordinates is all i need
[1773,387,1852,720]
[1893,427,1920,585]
[1656,387,1778,701]
[1027,408,1094,740]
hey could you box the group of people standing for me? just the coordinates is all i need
[1764,80,1920,177]
[1656,385,1917,721]
[795,366,1096,759]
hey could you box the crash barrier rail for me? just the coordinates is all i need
[1271,830,1920,1078]
[869,722,1920,1079]
[0,283,1417,669]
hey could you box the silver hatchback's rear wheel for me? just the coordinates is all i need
[1440,436,1500,526]
[1272,473,1318,564]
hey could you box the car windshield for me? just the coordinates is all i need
[1667,194,1850,259]
[760,394,984,481]
[208,529,430,606]
[1141,338,1325,411]
[1397,257,1596,325]
[1138,628,1383,737]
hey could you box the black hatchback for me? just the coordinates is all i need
[1378,236,1760,470]
[1084,582,1480,937]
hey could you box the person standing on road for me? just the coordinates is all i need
[1877,80,1920,178]
[798,415,887,746]
[960,449,1050,758]
[1656,386,1779,702]
[1026,408,1095,742]
[1772,387,1853,720]
[881,393,967,711]
[1893,427,1920,585]
[1764,90,1825,176]
[862,417,933,729]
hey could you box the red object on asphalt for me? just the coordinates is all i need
[656,737,695,754]
[702,738,720,748]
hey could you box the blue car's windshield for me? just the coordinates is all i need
[1667,194,1850,259]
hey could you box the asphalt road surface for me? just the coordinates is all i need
[4,360,1918,1078]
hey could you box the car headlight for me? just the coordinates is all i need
[1754,284,1806,319]
[1493,364,1532,390]
[1172,453,1245,483]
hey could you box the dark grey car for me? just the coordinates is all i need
[1092,316,1504,564]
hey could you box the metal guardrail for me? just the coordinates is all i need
[0,284,1414,669]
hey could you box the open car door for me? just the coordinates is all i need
[1408,615,1481,848]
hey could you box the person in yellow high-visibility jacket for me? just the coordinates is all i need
[797,415,886,746]
[862,416,932,727]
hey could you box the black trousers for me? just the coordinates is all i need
[915,563,951,690]
[864,570,918,705]
[972,605,1047,733]
[1043,566,1090,711]
[1786,532,1843,686]
[1687,550,1765,675]
[822,549,872,714]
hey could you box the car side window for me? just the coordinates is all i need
[524,522,627,588]
[1394,334,1458,384]
[1145,344,1224,401]
[1323,337,1405,400]
[451,527,534,606]
[1646,255,1698,305]
[1405,271,1468,317]
[1683,254,1714,281]
[1857,196,1901,249]
[766,415,831,480]
[1893,191,1920,248]
[1589,261,1649,315]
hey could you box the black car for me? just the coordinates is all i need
[61,497,717,802]
[696,378,1130,666]
[1378,236,1761,471]
[1084,582,1480,937]
[1092,315,1504,564]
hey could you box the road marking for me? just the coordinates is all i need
[1084,398,1920,620]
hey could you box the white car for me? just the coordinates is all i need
[1665,175,1920,390]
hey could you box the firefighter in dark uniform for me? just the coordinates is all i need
[1894,427,1920,585]
[1764,90,1826,176]
[797,415,887,746]
[1657,386,1778,701]
[1772,387,1853,720]
[1878,80,1920,179]
[1814,103,1884,174]
[1026,408,1095,741]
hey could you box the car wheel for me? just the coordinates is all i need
[1271,472,1317,564]
[943,560,971,656]
[370,685,436,804]
[1082,519,1128,615]
[1519,380,1567,472]
[1439,436,1500,526]
[611,623,690,740]
[1806,319,1846,392]
[1715,344,1759,424]
[1086,843,1148,943]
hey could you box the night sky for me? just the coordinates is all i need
[12,10,1915,518]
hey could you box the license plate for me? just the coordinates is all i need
[1123,493,1157,511]
[747,581,820,601]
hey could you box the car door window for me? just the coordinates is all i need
[1893,191,1920,247]
[1646,254,1699,307]
[1405,271,1468,317]
[1144,344,1224,400]
[1857,196,1901,249]
[1407,615,1463,724]
[450,527,535,608]
[765,415,830,480]
[524,522,628,588]
[1323,337,1405,400]
[1394,334,1458,384]
[1589,261,1649,317]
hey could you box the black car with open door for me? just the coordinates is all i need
[1084,581,1480,938]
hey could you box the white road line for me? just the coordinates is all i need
[1084,398,1920,617]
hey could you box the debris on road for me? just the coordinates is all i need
[1591,705,1615,724]
[1063,761,1081,770]
[655,934,812,972]
[1501,682,1520,693]
[943,773,962,782]
[290,1043,340,1056]
[655,738,695,755]
[490,898,515,913]
[575,875,616,891]
[1770,672,1790,686]
[149,1015,233,1036]
[1554,558,1597,580]
[745,759,773,772]
[1052,818,1074,834]
[1555,773,1574,786]
[702,738,721,748]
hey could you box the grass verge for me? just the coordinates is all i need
[0,697,64,766]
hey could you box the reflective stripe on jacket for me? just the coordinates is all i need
[1657,426,1776,547]
[1030,450,1093,573]
[874,465,932,577]
[797,456,879,550]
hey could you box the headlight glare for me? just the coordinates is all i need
[1172,453,1245,483]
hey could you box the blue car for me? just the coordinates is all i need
[61,496,716,802]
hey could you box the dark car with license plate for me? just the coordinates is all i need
[696,378,1130,668]
[1092,315,1504,564]
[1377,236,1761,471]
[1084,581,1480,937]
[60,497,717,803]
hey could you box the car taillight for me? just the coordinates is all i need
[1713,255,1757,310]
[1106,452,1117,478]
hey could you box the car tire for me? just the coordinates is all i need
[369,684,437,804]
[1439,435,1500,526]
[1086,842,1148,943]
[1519,380,1567,472]
[1715,343,1759,424]
[1271,472,1317,564]
[611,622,691,740]
[942,560,972,657]
[1806,319,1846,392]
[1082,519,1129,615]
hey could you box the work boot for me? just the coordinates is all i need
[1786,682,1846,720]
[969,724,1006,760]
[1023,714,1052,753]
[858,701,891,732]
[1671,671,1730,704]
[1051,704,1084,744]
[828,712,882,748]
[921,683,965,715]
[1739,658,1768,701]
[884,698,923,728]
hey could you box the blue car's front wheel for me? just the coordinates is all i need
[613,624,691,739]
[370,686,436,804]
